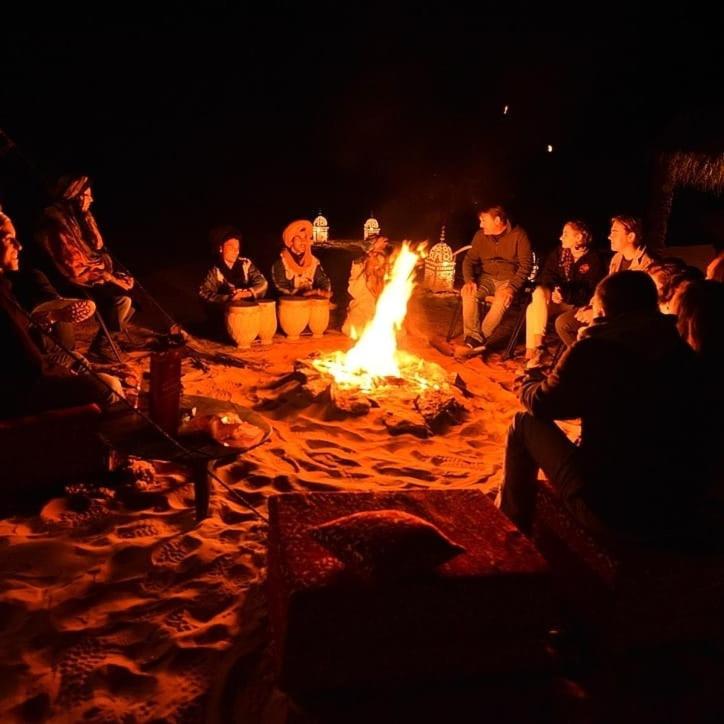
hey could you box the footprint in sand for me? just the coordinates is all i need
[164,608,195,634]
[56,637,110,708]
[151,535,202,567]
[116,522,159,539]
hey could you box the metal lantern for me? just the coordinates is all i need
[424,232,455,292]
[312,212,329,243]
[363,215,380,240]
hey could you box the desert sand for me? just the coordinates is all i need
[1,322,573,722]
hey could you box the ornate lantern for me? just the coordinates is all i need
[312,212,329,243]
[424,226,455,292]
[363,215,380,240]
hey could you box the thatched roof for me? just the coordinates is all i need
[659,151,724,193]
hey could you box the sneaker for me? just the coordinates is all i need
[32,298,96,325]
[463,335,484,349]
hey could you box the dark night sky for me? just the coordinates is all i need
[2,2,723,275]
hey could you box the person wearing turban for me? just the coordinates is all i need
[36,175,134,362]
[270,219,331,298]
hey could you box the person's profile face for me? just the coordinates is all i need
[560,224,582,249]
[479,213,501,235]
[608,220,633,253]
[0,228,21,272]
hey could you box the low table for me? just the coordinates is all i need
[267,489,557,692]
[99,394,271,520]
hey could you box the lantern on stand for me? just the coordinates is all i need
[424,226,455,292]
[312,212,329,243]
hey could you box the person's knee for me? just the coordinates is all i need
[508,410,532,438]
[555,311,571,337]
[531,286,547,305]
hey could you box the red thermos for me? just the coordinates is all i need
[149,341,183,434]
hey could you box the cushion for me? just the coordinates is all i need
[308,508,465,576]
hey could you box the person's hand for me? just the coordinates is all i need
[500,286,515,308]
[112,274,134,291]
[551,287,563,305]
[232,289,250,301]
[461,281,477,298]
[575,306,594,324]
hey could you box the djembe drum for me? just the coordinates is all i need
[257,299,278,345]
[308,297,330,338]
[226,302,260,349]
[278,297,311,340]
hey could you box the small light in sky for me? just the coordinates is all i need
[503,105,509,115]
[547,144,554,153]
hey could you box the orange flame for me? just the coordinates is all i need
[312,242,444,392]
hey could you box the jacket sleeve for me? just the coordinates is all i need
[198,267,230,304]
[461,233,482,283]
[314,262,332,292]
[538,249,561,289]
[510,228,533,291]
[583,252,607,297]
[37,215,106,286]
[246,261,268,299]
[519,340,597,420]
[271,258,294,296]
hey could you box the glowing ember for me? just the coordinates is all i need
[312,242,447,394]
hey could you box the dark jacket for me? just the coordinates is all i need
[539,247,606,307]
[0,276,68,417]
[271,254,331,297]
[462,224,533,291]
[198,257,268,305]
[520,311,711,535]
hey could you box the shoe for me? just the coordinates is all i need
[87,337,123,364]
[32,298,96,325]
[525,346,545,370]
[454,337,487,360]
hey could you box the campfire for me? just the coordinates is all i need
[256,243,469,436]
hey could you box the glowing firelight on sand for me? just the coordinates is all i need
[312,242,448,393]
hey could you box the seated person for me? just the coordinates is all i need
[2,209,95,360]
[271,219,332,298]
[461,205,533,351]
[0,217,122,419]
[556,215,655,347]
[706,247,724,282]
[35,175,135,362]
[647,257,687,314]
[667,265,705,318]
[498,271,711,540]
[198,225,268,338]
[525,219,604,367]
[342,240,389,338]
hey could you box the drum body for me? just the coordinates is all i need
[226,302,260,349]
[278,297,310,341]
[308,297,330,338]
